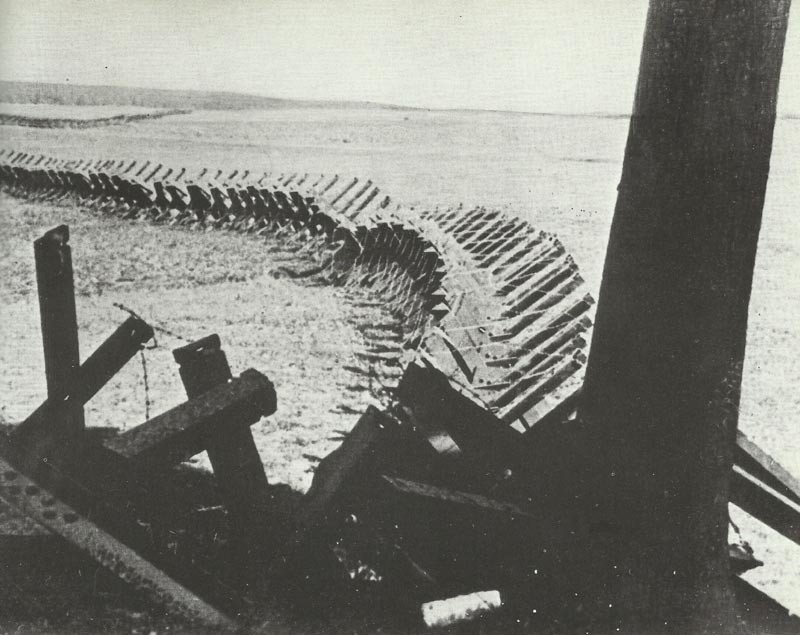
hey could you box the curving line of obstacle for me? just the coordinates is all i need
[0,108,191,129]
[0,147,594,430]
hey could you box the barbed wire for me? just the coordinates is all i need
[112,301,191,345]
[112,301,192,422]
[139,349,151,421]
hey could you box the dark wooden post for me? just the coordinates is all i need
[172,335,271,573]
[34,225,82,431]
[12,316,153,468]
[578,1,792,632]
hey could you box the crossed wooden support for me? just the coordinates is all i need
[0,225,277,626]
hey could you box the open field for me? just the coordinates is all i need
[0,195,396,493]
[1,105,798,628]
[2,108,797,475]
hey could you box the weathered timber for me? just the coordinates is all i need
[397,361,526,482]
[33,226,82,430]
[268,406,438,581]
[172,335,271,566]
[252,407,445,632]
[12,316,154,467]
[730,466,800,546]
[264,407,399,586]
[577,1,793,631]
[0,452,235,628]
[298,406,437,529]
[735,431,800,507]
[104,369,276,468]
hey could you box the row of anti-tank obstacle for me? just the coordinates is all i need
[1,146,798,631]
[0,108,190,129]
[0,146,593,430]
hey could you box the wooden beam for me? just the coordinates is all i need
[34,226,81,429]
[172,336,271,568]
[730,466,800,546]
[576,1,792,631]
[268,406,439,579]
[0,452,235,628]
[12,316,154,468]
[104,369,275,468]
[735,431,800,507]
[397,362,525,474]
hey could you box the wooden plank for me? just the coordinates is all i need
[265,406,440,594]
[104,369,275,468]
[735,431,800,506]
[12,316,154,467]
[34,225,81,429]
[730,466,800,546]
[172,336,270,566]
[382,476,536,519]
[397,362,526,474]
[297,407,403,529]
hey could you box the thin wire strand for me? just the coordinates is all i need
[139,349,151,421]
[112,301,190,344]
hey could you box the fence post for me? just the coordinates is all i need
[34,225,82,432]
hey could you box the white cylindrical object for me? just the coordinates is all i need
[421,590,503,629]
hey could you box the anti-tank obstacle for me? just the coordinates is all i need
[0,153,798,630]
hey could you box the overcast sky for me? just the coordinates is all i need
[0,0,798,114]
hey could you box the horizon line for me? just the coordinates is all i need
[1,78,798,120]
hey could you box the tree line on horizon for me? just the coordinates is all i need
[0,80,405,112]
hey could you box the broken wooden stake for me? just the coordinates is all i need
[104,369,275,468]
[34,225,80,413]
[12,316,154,469]
[173,335,272,568]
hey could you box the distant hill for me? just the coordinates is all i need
[2,80,795,118]
[0,80,407,112]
